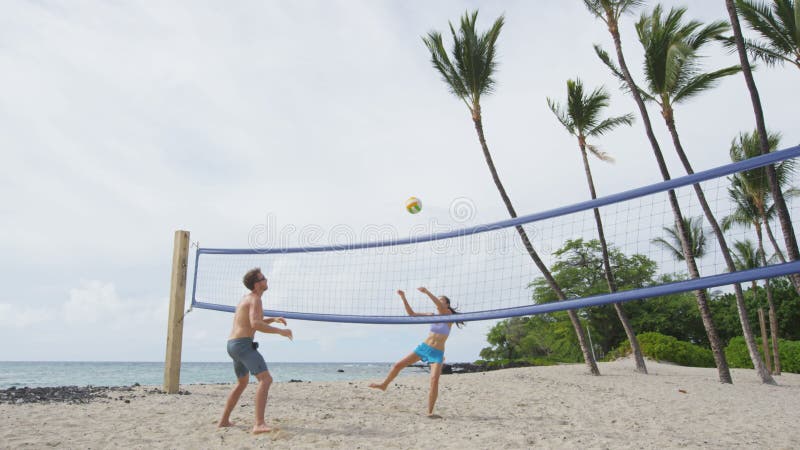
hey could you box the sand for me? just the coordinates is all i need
[2,359,799,449]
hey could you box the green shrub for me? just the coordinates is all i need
[723,336,751,368]
[606,332,714,367]
[473,357,557,369]
[780,340,800,373]
[725,336,800,373]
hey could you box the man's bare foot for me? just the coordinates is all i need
[368,383,386,391]
[252,424,272,434]
[217,420,235,428]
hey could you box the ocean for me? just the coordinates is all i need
[0,362,429,389]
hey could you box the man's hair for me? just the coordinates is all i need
[243,268,262,291]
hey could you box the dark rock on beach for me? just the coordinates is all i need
[0,385,128,405]
[410,361,537,375]
[0,385,192,405]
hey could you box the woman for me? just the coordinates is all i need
[369,286,463,417]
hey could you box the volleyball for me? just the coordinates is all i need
[405,197,422,214]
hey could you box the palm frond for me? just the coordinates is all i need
[774,0,799,44]
[550,77,631,155]
[720,34,794,65]
[423,10,505,112]
[687,20,730,49]
[728,129,795,197]
[651,237,685,260]
[594,44,656,101]
[737,0,797,54]
[735,0,800,69]
[651,215,707,260]
[481,14,505,97]
[731,239,761,270]
[673,65,741,103]
[594,44,626,82]
[422,31,469,100]
[586,144,616,162]
[583,0,646,22]
[725,178,762,230]
[588,113,635,137]
[547,97,576,135]
[636,4,744,110]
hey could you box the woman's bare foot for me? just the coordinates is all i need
[427,413,442,419]
[252,424,272,434]
[217,420,235,428]
[368,383,387,391]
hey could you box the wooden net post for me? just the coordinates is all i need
[164,230,190,393]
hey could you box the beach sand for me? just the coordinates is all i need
[2,359,798,449]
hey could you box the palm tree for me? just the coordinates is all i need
[724,0,800,301]
[725,178,782,373]
[729,131,800,294]
[422,11,599,375]
[621,5,775,385]
[726,130,798,373]
[584,0,733,383]
[730,239,773,372]
[652,216,707,261]
[547,79,647,373]
[721,0,800,70]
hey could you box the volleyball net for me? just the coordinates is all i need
[190,145,800,323]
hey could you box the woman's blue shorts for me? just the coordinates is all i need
[414,342,444,364]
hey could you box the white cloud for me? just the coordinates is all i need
[63,281,125,323]
[0,303,51,328]
[0,1,797,362]
[62,280,167,328]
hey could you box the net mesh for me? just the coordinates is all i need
[191,146,800,323]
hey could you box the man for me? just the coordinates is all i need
[217,267,293,434]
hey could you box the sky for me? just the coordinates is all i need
[1,1,797,364]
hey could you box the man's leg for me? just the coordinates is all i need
[252,370,273,434]
[369,352,420,391]
[218,375,249,427]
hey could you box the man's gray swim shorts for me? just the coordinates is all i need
[227,337,268,378]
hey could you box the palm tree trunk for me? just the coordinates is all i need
[765,279,781,374]
[471,111,600,375]
[757,306,772,373]
[764,218,787,263]
[579,143,647,373]
[662,109,775,384]
[605,17,732,383]
[764,218,800,295]
[756,224,782,374]
[724,0,800,294]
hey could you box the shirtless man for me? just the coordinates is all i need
[217,267,293,434]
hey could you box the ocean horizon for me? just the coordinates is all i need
[0,361,432,389]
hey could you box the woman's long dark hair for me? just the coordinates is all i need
[440,296,465,328]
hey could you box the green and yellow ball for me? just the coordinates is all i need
[405,197,422,214]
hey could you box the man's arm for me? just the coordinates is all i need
[249,299,293,340]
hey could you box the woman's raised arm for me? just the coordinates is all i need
[417,287,445,309]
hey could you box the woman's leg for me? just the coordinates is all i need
[369,352,420,390]
[427,362,443,416]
